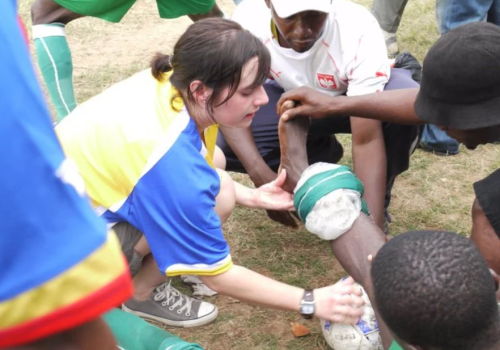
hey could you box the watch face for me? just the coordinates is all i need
[302,305,314,314]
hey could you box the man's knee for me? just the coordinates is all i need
[31,0,81,25]
[215,169,236,223]
[471,197,500,274]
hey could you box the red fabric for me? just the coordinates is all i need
[0,270,133,348]
[17,16,29,46]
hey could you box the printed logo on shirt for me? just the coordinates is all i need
[317,73,337,90]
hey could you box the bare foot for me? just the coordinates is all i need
[278,108,310,193]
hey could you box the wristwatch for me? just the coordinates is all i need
[300,289,315,319]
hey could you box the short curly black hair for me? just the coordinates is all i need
[371,231,499,350]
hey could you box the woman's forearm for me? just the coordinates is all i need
[200,265,303,312]
[233,180,258,208]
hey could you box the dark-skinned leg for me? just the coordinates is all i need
[278,116,310,193]
[31,0,84,25]
[471,198,500,274]
[13,317,117,350]
[279,116,391,348]
[31,0,83,121]
[473,169,500,275]
[188,3,224,21]
[329,215,391,348]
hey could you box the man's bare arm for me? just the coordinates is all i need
[350,117,386,229]
[278,87,422,125]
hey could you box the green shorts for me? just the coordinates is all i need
[53,0,216,23]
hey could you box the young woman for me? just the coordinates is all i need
[56,18,364,329]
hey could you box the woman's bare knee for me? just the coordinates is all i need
[213,146,227,170]
[215,169,235,223]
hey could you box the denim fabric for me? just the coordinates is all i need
[436,0,500,35]
[422,0,500,153]
[420,125,460,155]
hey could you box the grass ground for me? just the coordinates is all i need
[18,0,500,348]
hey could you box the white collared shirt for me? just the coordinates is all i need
[232,0,390,97]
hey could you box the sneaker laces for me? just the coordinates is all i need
[153,281,193,316]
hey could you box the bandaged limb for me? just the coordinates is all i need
[104,308,204,350]
[294,163,369,240]
[33,24,77,121]
[278,117,391,348]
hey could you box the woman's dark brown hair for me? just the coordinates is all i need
[151,18,271,117]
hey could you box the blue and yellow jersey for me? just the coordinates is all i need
[0,3,133,347]
[56,69,232,277]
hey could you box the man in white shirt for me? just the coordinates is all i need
[217,0,419,230]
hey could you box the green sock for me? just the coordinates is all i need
[33,23,77,122]
[103,308,204,350]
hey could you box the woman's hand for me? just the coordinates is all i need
[252,170,295,211]
[313,277,365,324]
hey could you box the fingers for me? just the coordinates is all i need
[340,276,355,285]
[277,94,298,115]
[332,283,363,300]
[279,100,296,115]
[263,198,294,211]
[281,105,307,121]
[332,293,365,308]
[329,306,365,325]
[328,284,365,325]
[277,87,310,114]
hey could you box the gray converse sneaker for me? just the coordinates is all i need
[122,281,218,328]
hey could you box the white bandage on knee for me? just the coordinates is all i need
[294,163,365,241]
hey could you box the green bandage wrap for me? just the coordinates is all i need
[294,165,369,222]
[103,308,204,350]
[33,23,76,121]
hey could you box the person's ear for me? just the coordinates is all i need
[189,80,212,106]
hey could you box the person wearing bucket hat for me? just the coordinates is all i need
[218,0,420,232]
[278,21,500,276]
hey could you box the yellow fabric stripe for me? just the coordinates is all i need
[0,231,127,328]
[166,260,233,277]
[203,124,219,168]
[271,20,279,41]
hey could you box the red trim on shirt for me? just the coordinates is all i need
[0,270,133,348]
[349,37,364,80]
[17,16,29,47]
[322,41,347,85]
[270,68,282,80]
